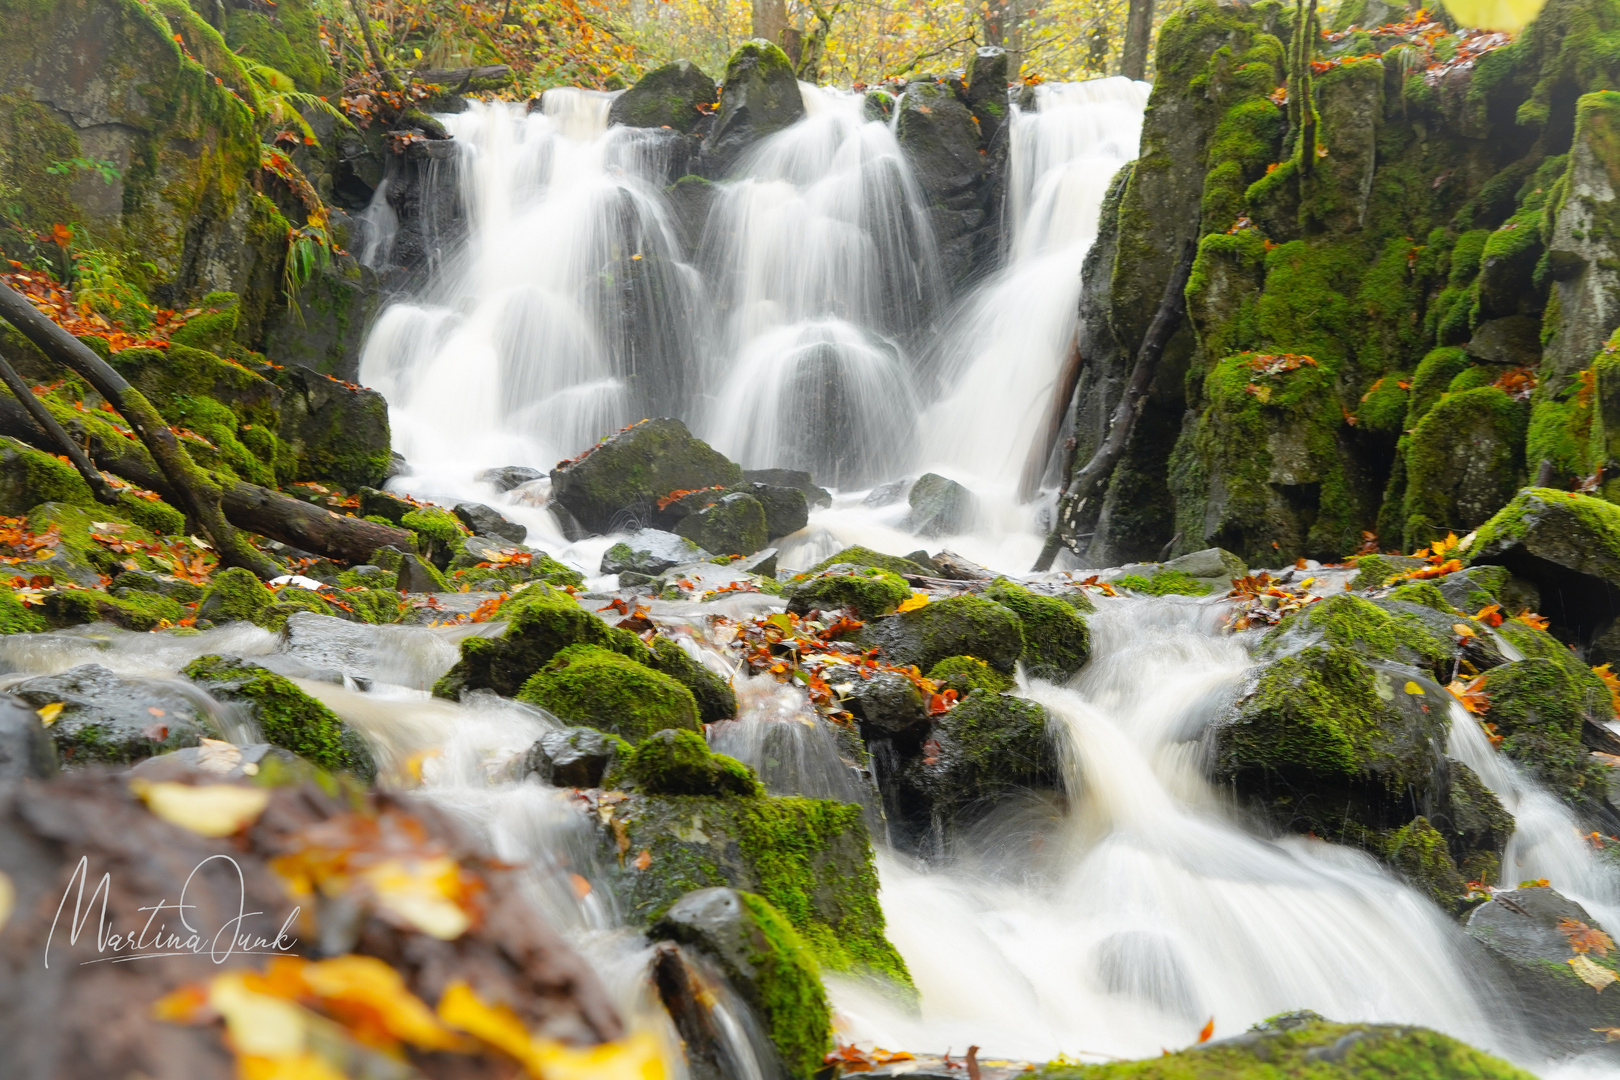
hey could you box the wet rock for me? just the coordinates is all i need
[806,545,932,577]
[1476,656,1609,805]
[276,611,380,685]
[600,529,712,576]
[965,46,1011,145]
[674,492,769,556]
[664,175,715,256]
[650,887,830,1080]
[1465,315,1542,366]
[276,364,392,489]
[734,482,809,539]
[930,550,993,580]
[453,501,526,544]
[8,665,215,767]
[737,548,778,578]
[358,486,416,524]
[521,726,625,787]
[862,477,914,508]
[107,569,205,604]
[612,729,760,797]
[551,418,742,534]
[846,670,928,740]
[1161,547,1247,591]
[128,742,308,782]
[901,690,1060,828]
[984,578,1090,680]
[897,82,991,291]
[516,644,701,740]
[743,468,832,508]
[902,472,978,537]
[705,41,805,173]
[646,637,738,724]
[394,552,447,593]
[786,567,910,619]
[609,59,716,133]
[477,465,543,492]
[0,693,58,779]
[182,655,375,781]
[860,595,1025,674]
[1467,886,1620,1055]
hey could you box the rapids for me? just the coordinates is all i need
[82,72,1609,1077]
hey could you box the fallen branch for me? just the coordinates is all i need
[0,343,119,505]
[0,281,280,579]
[1033,240,1196,571]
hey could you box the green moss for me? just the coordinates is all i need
[912,691,1058,820]
[1465,488,1620,582]
[1387,581,1453,612]
[647,635,737,724]
[1112,570,1215,596]
[1402,386,1527,547]
[257,585,339,631]
[927,655,1016,695]
[785,568,910,619]
[517,644,700,740]
[1267,592,1453,675]
[1356,373,1411,433]
[804,545,932,576]
[222,0,331,93]
[0,436,101,514]
[732,892,831,1080]
[1350,553,1423,590]
[401,507,469,566]
[613,729,761,796]
[183,655,374,780]
[861,594,1025,674]
[1407,347,1475,423]
[40,587,184,631]
[1385,816,1466,908]
[198,566,275,624]
[984,578,1090,679]
[1483,657,1610,805]
[0,587,45,633]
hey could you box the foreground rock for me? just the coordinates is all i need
[8,665,218,767]
[609,59,716,133]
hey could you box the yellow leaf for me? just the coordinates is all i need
[361,858,471,940]
[897,592,930,613]
[1569,954,1617,993]
[437,980,533,1061]
[1404,681,1424,695]
[237,1053,349,1080]
[1453,623,1477,638]
[36,702,63,726]
[527,1030,667,1080]
[0,870,12,932]
[130,779,269,837]
[1593,1026,1620,1042]
[301,954,463,1050]
[1443,0,1547,31]
[195,737,243,774]
[210,973,309,1056]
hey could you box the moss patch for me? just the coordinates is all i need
[517,644,700,740]
[183,655,374,780]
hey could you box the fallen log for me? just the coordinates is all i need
[0,395,412,564]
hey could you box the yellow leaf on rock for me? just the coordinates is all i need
[1404,681,1424,695]
[196,737,243,774]
[360,857,471,940]
[897,593,930,613]
[131,779,269,837]
[237,1053,348,1080]
[299,954,463,1050]
[36,702,63,726]
[438,980,665,1080]
[437,981,534,1061]
[1570,954,1618,993]
[209,973,310,1056]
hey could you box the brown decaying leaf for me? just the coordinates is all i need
[1559,918,1615,958]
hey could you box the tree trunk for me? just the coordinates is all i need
[0,345,119,505]
[1121,0,1155,81]
[0,394,413,563]
[751,0,787,47]
[348,0,403,91]
[1017,332,1084,503]
[1032,240,1195,571]
[2,283,279,579]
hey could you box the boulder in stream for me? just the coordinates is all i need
[275,363,392,489]
[983,577,1090,680]
[0,693,58,779]
[786,566,911,619]
[859,594,1025,674]
[744,468,832,508]
[673,492,769,556]
[453,500,526,543]
[902,472,978,537]
[516,644,702,740]
[522,725,627,788]
[601,528,713,576]
[550,418,742,534]
[608,59,716,134]
[476,464,543,491]
[705,41,805,172]
[8,664,216,767]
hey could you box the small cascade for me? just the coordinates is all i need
[697,86,943,487]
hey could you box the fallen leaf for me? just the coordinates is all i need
[570,873,592,899]
[360,858,472,940]
[0,869,12,931]
[142,722,170,741]
[897,593,930,613]
[208,972,310,1056]
[1570,954,1617,993]
[131,779,270,837]
[633,848,652,871]
[36,702,63,726]
[1593,1027,1620,1042]
[1559,918,1615,957]
[297,954,463,1050]
[1197,1017,1215,1043]
[1404,681,1424,695]
[196,737,244,774]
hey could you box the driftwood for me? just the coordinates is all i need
[0,389,412,565]
[0,282,282,578]
[1033,239,1197,572]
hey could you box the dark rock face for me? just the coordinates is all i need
[477,465,543,492]
[454,501,526,543]
[1467,886,1620,1055]
[609,59,716,134]
[395,553,444,593]
[673,492,769,556]
[704,41,804,174]
[964,46,1011,146]
[744,468,832,508]
[846,670,928,740]
[276,364,392,489]
[0,694,59,779]
[902,472,977,536]
[600,529,712,576]
[735,482,809,538]
[8,665,216,767]
[896,81,993,292]
[522,725,623,787]
[550,418,742,535]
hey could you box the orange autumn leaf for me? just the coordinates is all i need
[1517,610,1551,632]
[1560,918,1616,958]
[633,848,652,871]
[1447,674,1490,715]
[1197,1017,1216,1043]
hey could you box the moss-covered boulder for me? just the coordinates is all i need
[608,59,715,133]
[182,654,375,780]
[1262,593,1453,677]
[580,787,911,988]
[805,545,931,577]
[899,690,1060,830]
[195,566,276,626]
[276,366,392,488]
[1481,657,1610,806]
[651,888,829,1080]
[516,644,700,740]
[1466,886,1620,1057]
[0,588,46,634]
[599,528,711,576]
[859,595,1025,674]
[1401,386,1527,547]
[8,663,216,766]
[613,728,761,796]
[673,491,768,556]
[706,41,805,171]
[1038,1011,1536,1080]
[984,578,1090,680]
[549,418,742,535]
[39,587,186,631]
[927,654,1016,695]
[647,636,737,724]
[1383,816,1466,908]
[785,567,910,619]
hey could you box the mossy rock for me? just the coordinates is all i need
[902,690,1060,827]
[1481,657,1610,806]
[276,365,392,489]
[9,663,216,766]
[1111,569,1215,596]
[805,545,931,577]
[927,654,1015,696]
[785,568,910,619]
[1383,816,1466,908]
[582,789,911,989]
[182,655,375,780]
[401,506,469,570]
[1037,1012,1535,1079]
[860,595,1025,674]
[1386,580,1452,612]
[1464,489,1620,643]
[612,729,761,797]
[1262,593,1453,677]
[1401,386,1527,548]
[673,492,768,557]
[40,587,186,631]
[549,418,741,535]
[433,583,613,698]
[517,644,700,740]
[1349,553,1428,591]
[0,587,45,634]
[651,888,829,1080]
[646,636,737,724]
[984,578,1090,680]
[195,566,276,626]
[707,40,805,169]
[607,59,715,133]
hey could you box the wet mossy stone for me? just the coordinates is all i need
[901,472,977,537]
[1481,657,1609,805]
[733,482,809,540]
[651,888,830,1080]
[452,502,525,544]
[845,670,928,739]
[583,789,912,989]
[861,595,1025,674]
[600,528,711,576]
[785,567,910,620]
[1349,553,1428,591]
[521,726,628,788]
[0,693,59,779]
[744,468,831,509]
[1385,581,1452,612]
[1401,386,1527,549]
[608,59,715,133]
[1448,760,1514,881]
[984,578,1089,680]
[358,487,414,525]
[613,729,761,797]
[906,691,1059,825]
[195,566,276,626]
[647,636,737,724]
[1465,489,1620,643]
[1383,816,1466,909]
[805,545,931,577]
[550,418,742,535]
[435,583,630,698]
[674,492,768,557]
[181,655,375,780]
[276,365,392,489]
[708,41,805,171]
[1437,564,1519,615]
[40,587,187,631]
[516,644,700,740]
[0,588,45,634]
[1466,886,1620,1057]
[109,569,204,604]
[9,664,216,767]
[401,506,469,570]
[1262,593,1453,678]
[394,552,448,593]
[928,654,1016,696]
[1036,1014,1536,1079]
